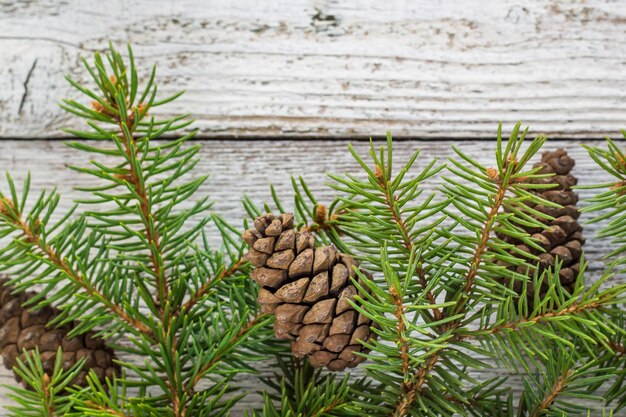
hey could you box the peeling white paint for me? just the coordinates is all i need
[0,0,625,138]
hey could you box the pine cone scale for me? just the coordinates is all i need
[303,273,328,302]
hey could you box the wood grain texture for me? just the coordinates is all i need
[0,138,621,414]
[1,0,626,139]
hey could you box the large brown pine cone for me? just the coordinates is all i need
[243,213,375,371]
[0,277,119,386]
[499,149,584,305]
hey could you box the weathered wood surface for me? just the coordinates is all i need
[1,0,626,139]
[0,138,621,414]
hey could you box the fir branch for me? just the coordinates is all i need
[581,132,626,275]
[374,151,443,394]
[116,119,168,312]
[374,159,443,322]
[77,49,168,314]
[0,195,153,337]
[389,124,543,416]
[519,350,611,417]
[0,44,272,417]
[5,348,83,417]
[471,261,626,379]
[60,45,264,417]
[455,170,508,309]
[64,45,210,328]
[444,123,547,322]
[461,298,603,339]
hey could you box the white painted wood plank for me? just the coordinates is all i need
[1,1,626,139]
[0,138,620,413]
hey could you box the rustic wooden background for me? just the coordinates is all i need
[1,0,625,415]
[2,0,626,139]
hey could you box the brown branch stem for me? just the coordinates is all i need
[390,166,511,416]
[84,402,132,417]
[609,340,626,356]
[116,120,168,312]
[189,313,266,391]
[4,202,154,338]
[378,174,442,322]
[391,287,410,377]
[531,369,572,417]
[41,374,57,417]
[459,301,602,340]
[182,258,246,313]
[392,354,441,417]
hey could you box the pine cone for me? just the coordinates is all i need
[0,277,119,386]
[243,213,375,371]
[498,149,584,306]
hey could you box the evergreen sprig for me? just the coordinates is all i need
[5,348,84,417]
[578,132,626,412]
[252,125,626,416]
[0,44,277,417]
[518,349,610,417]
[581,132,626,270]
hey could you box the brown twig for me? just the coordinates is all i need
[390,287,411,377]
[608,340,626,356]
[41,373,58,417]
[182,258,247,313]
[375,167,442,321]
[188,313,267,391]
[459,300,601,340]
[530,369,572,417]
[84,402,132,417]
[317,400,342,416]
[4,201,154,338]
[116,119,168,313]
[389,163,512,416]
[392,354,441,417]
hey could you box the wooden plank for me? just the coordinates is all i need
[2,1,626,139]
[0,138,620,413]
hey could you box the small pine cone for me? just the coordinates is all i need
[243,213,375,371]
[498,149,584,307]
[0,277,119,386]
